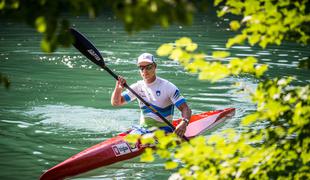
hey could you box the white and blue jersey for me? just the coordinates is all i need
[121,77,186,127]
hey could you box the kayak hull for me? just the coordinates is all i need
[40,108,235,180]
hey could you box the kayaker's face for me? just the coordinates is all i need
[138,62,156,83]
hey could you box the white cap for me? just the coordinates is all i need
[137,53,155,64]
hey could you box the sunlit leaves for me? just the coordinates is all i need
[214,0,224,6]
[148,1,307,179]
[11,0,19,9]
[124,134,140,144]
[255,64,268,77]
[215,0,310,48]
[0,0,19,10]
[35,16,46,33]
[144,77,308,178]
[114,0,195,32]
[156,43,174,56]
[157,37,271,82]
[198,62,230,82]
[230,20,240,31]
[212,51,230,58]
[242,112,260,126]
[226,34,247,48]
[41,38,53,53]
[175,37,192,46]
[141,148,154,162]
[248,33,260,46]
[0,0,5,9]
[165,161,178,170]
[186,43,198,52]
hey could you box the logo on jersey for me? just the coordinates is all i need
[173,90,180,99]
[156,90,161,96]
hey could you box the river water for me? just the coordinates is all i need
[0,12,309,180]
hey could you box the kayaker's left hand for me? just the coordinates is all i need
[174,121,188,138]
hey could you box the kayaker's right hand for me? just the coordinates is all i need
[116,76,126,89]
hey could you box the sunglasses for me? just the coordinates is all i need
[138,63,154,71]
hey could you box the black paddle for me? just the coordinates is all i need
[69,28,189,141]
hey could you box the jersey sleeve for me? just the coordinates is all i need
[168,82,186,108]
[121,82,138,103]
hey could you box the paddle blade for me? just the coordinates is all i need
[70,28,105,67]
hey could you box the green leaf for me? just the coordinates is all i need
[190,136,206,146]
[242,113,260,125]
[175,37,192,47]
[11,0,19,9]
[248,34,261,46]
[41,38,51,53]
[199,63,230,82]
[255,64,268,77]
[156,149,171,159]
[208,134,225,146]
[214,0,224,6]
[125,134,140,144]
[165,161,178,169]
[259,36,269,49]
[35,16,47,33]
[212,51,230,58]
[141,148,154,162]
[169,48,183,60]
[157,43,174,56]
[230,20,241,31]
[226,34,247,48]
[242,56,257,73]
[141,134,156,145]
[0,0,5,9]
[217,7,228,17]
[185,43,198,52]
[154,129,165,138]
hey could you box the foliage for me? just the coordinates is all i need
[135,0,310,179]
[214,0,310,48]
[157,37,268,82]
[2,0,308,52]
[112,0,196,32]
[0,0,197,53]
[0,0,109,52]
[0,0,198,88]
[127,77,310,179]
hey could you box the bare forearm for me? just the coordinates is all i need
[175,102,192,137]
[111,76,126,106]
[179,103,192,120]
[111,88,123,106]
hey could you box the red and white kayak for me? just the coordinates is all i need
[40,108,235,180]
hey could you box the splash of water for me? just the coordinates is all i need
[25,104,139,133]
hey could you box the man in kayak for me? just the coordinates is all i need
[111,53,192,137]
